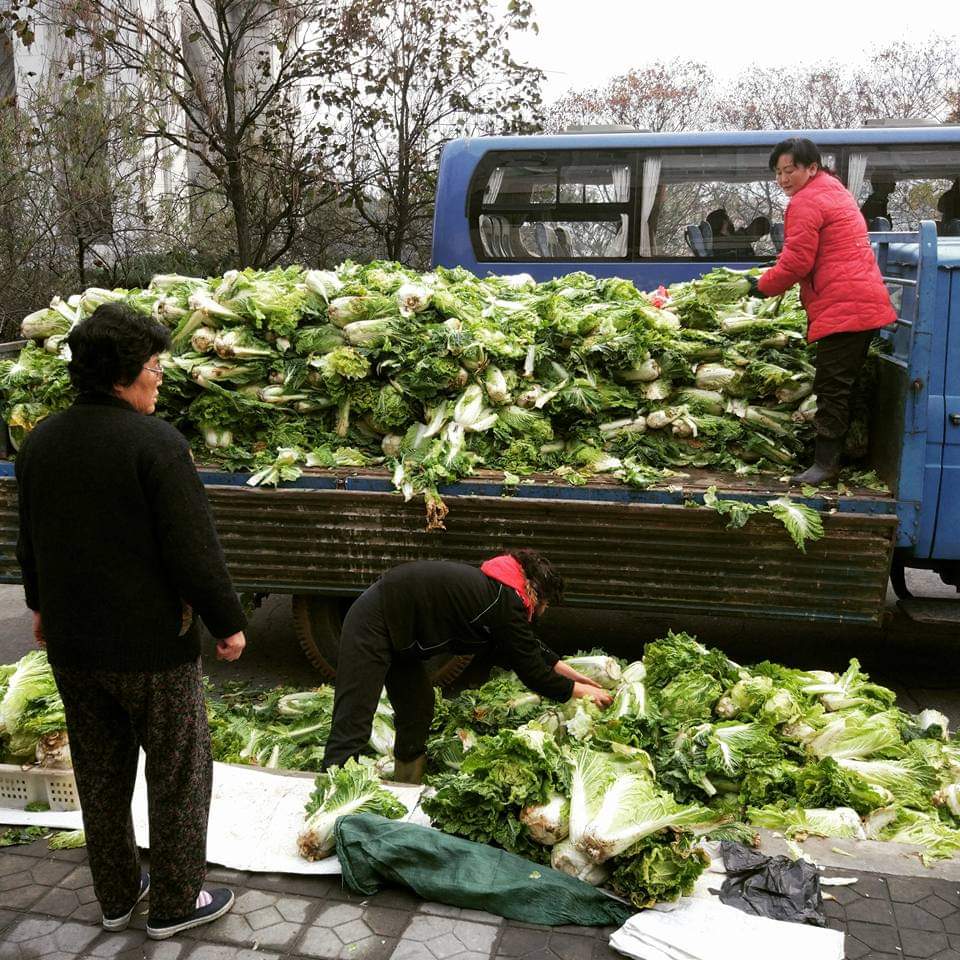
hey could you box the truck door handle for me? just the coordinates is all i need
[951,413,960,426]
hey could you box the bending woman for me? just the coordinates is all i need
[321,550,612,783]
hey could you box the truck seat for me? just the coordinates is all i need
[684,224,707,258]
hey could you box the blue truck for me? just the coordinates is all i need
[0,224,954,680]
[0,125,958,678]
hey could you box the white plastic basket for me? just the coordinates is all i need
[0,764,79,812]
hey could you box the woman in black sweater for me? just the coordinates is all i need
[16,303,246,940]
[321,550,612,782]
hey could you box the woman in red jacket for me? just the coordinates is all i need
[750,138,896,484]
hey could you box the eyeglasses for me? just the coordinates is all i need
[143,364,164,380]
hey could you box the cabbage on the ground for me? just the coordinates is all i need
[6,633,958,902]
[297,758,406,861]
[415,632,960,905]
[206,681,393,774]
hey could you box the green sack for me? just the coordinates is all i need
[334,813,634,927]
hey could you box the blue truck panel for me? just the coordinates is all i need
[879,234,959,559]
[932,243,960,558]
[432,128,960,292]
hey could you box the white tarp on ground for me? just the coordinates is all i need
[608,897,845,960]
[1,757,426,876]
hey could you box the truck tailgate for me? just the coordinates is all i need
[0,467,896,626]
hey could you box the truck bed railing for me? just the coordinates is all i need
[868,221,939,550]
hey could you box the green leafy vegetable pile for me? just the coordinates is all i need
[1,263,862,533]
[0,650,67,766]
[420,633,960,908]
[4,640,960,902]
[206,681,394,775]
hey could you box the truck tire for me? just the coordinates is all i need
[291,595,473,687]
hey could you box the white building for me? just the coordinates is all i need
[1,0,293,263]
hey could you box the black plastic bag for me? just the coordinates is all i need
[718,841,826,926]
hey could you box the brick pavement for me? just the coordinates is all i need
[3,835,960,959]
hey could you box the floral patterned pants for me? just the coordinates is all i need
[52,658,211,921]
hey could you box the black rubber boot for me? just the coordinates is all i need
[790,436,843,486]
[392,754,427,785]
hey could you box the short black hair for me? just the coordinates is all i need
[67,302,171,395]
[508,548,564,606]
[705,209,735,236]
[768,137,824,173]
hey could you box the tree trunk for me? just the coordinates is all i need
[226,153,252,267]
[77,237,86,287]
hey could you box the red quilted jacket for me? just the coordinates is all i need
[757,171,896,342]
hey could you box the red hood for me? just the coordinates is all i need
[480,555,535,621]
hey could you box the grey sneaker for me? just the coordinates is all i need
[102,870,150,931]
[146,888,235,940]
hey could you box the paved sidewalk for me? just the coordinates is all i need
[3,834,960,960]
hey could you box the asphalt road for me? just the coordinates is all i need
[1,569,957,720]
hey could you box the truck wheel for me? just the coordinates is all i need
[889,555,912,600]
[291,595,474,687]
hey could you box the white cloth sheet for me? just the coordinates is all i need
[2,758,427,876]
[608,897,844,960]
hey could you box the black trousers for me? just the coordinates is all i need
[322,582,435,770]
[53,658,211,921]
[812,330,874,440]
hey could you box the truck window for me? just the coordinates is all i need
[649,147,793,260]
[844,144,958,231]
[471,150,634,261]
[450,133,960,271]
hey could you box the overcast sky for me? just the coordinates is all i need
[507,0,958,104]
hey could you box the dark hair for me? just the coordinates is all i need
[508,549,564,607]
[705,209,734,235]
[768,137,825,173]
[67,302,171,395]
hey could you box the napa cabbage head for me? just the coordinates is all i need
[561,655,622,690]
[297,759,406,861]
[578,771,712,863]
[643,632,740,690]
[317,347,371,381]
[793,757,893,815]
[567,748,647,847]
[807,709,904,761]
[550,838,611,886]
[0,650,59,738]
[748,803,866,840]
[866,807,960,865]
[520,791,570,845]
[656,673,723,723]
[799,658,896,712]
[609,832,710,908]
[458,725,565,806]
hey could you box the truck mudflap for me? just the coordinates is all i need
[0,473,897,626]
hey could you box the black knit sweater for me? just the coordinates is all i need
[15,395,246,672]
